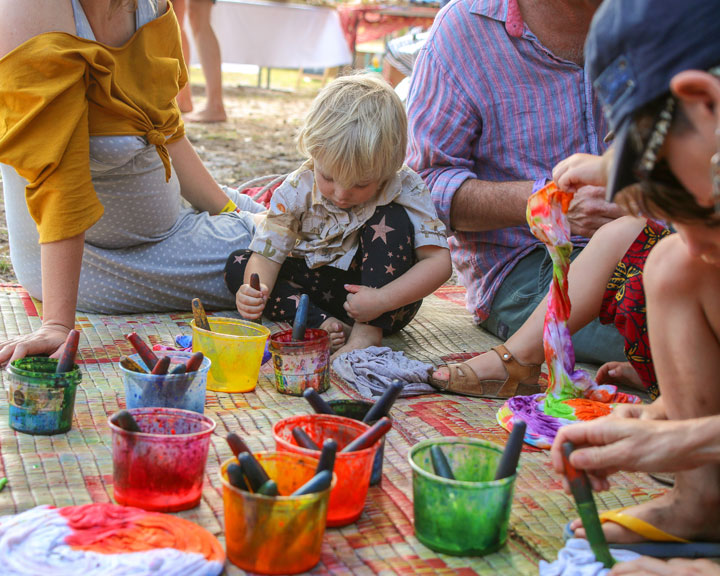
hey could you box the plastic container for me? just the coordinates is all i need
[7,357,81,435]
[269,329,330,395]
[221,452,335,574]
[109,407,216,512]
[191,317,270,393]
[121,351,211,414]
[408,437,517,556]
[273,414,379,527]
[328,399,388,486]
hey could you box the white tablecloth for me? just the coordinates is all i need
[189,0,352,69]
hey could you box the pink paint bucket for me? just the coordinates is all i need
[269,329,330,396]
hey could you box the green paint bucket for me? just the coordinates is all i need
[408,437,517,556]
[7,357,81,435]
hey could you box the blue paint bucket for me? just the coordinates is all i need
[7,357,81,435]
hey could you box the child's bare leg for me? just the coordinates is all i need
[571,235,720,543]
[331,322,382,360]
[319,317,352,352]
[432,216,647,386]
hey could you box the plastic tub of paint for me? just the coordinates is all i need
[109,407,216,512]
[328,399,389,486]
[272,414,379,527]
[408,437,517,556]
[191,317,270,393]
[269,328,330,396]
[6,357,82,435]
[121,351,211,414]
[221,451,335,574]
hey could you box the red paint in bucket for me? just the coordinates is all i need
[270,329,330,396]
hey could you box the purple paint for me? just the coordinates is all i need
[506,395,564,438]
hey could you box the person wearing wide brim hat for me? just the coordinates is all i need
[550,0,720,570]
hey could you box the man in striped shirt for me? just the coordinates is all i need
[407,0,628,374]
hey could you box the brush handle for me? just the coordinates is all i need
[292,294,309,341]
[227,463,250,491]
[315,439,337,476]
[257,479,279,497]
[292,427,320,451]
[120,356,147,374]
[56,330,80,374]
[126,333,159,370]
[249,273,263,325]
[239,452,271,491]
[362,381,404,423]
[150,356,171,375]
[303,388,336,415]
[494,419,527,480]
[291,470,332,496]
[340,417,392,453]
[191,298,212,331]
[169,363,186,375]
[226,433,251,458]
[430,445,455,480]
[184,351,205,373]
[114,410,141,433]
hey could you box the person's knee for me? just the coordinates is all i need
[589,215,647,259]
[187,0,213,32]
[223,249,252,294]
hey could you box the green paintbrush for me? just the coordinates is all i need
[561,442,615,569]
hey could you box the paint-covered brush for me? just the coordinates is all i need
[226,433,251,459]
[249,273,263,325]
[562,442,615,569]
[302,388,336,415]
[150,356,171,375]
[239,452,271,492]
[494,419,527,481]
[113,410,142,433]
[126,332,159,370]
[315,439,337,476]
[291,470,332,496]
[362,380,404,423]
[120,355,147,374]
[292,427,320,451]
[192,298,212,332]
[340,417,392,453]
[56,329,80,374]
[257,479,279,497]
[291,293,310,341]
[430,445,455,480]
[227,462,250,491]
[169,363,186,375]
[184,351,205,374]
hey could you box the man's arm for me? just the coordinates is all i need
[449,178,536,231]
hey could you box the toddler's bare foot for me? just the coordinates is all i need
[184,107,227,123]
[596,360,644,390]
[330,323,382,361]
[319,318,351,352]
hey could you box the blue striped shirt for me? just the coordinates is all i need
[407,0,607,323]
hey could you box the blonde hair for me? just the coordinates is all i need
[297,72,407,189]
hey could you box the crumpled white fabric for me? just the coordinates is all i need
[331,346,436,397]
[539,538,641,576]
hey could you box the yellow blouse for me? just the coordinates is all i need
[0,4,187,244]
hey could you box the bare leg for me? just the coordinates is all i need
[572,234,720,542]
[185,0,227,123]
[433,216,646,387]
[331,322,383,361]
[172,0,193,113]
[319,317,351,352]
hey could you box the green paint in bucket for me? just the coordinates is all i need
[408,437,517,556]
[7,357,81,435]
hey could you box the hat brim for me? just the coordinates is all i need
[606,118,640,202]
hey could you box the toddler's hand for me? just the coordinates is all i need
[343,284,385,323]
[235,282,267,320]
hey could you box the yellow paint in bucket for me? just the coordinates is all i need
[191,318,270,393]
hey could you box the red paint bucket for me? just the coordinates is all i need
[269,329,330,396]
[272,414,378,526]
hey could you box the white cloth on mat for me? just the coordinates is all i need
[539,538,640,576]
[331,346,435,397]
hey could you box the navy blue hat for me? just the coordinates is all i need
[586,0,720,200]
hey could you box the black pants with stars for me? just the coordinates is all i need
[224,203,422,335]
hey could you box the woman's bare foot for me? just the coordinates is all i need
[319,317,351,352]
[596,361,644,390]
[330,323,382,361]
[184,107,227,123]
[431,344,543,386]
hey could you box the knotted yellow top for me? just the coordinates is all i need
[0,4,187,243]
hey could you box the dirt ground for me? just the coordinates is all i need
[0,84,315,284]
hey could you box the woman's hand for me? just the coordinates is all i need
[0,323,72,365]
[343,284,386,323]
[553,151,613,192]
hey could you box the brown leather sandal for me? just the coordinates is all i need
[429,344,545,399]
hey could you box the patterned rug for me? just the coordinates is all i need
[0,284,665,575]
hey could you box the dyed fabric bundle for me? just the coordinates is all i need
[497,183,640,448]
[0,503,225,575]
[539,538,639,576]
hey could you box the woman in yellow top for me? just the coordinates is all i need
[0,0,264,362]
